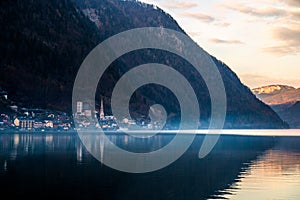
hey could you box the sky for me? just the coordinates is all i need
[141,0,300,88]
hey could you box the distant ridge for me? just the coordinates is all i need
[252,85,295,95]
[252,85,300,128]
[252,85,300,105]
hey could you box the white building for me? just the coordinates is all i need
[77,101,83,113]
[84,109,92,117]
[19,118,34,130]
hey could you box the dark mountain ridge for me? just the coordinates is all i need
[0,0,288,128]
[0,0,101,110]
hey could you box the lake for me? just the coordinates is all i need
[0,131,299,200]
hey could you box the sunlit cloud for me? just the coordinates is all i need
[290,10,300,20]
[214,22,231,27]
[141,0,300,87]
[240,74,300,88]
[219,1,300,55]
[264,26,300,55]
[187,31,202,37]
[222,4,287,18]
[263,45,300,55]
[280,0,300,7]
[161,1,198,9]
[180,12,215,23]
[220,1,300,21]
[209,38,244,44]
[180,12,231,27]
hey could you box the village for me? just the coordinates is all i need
[0,89,74,131]
[0,90,164,132]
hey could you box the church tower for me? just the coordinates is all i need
[100,97,105,119]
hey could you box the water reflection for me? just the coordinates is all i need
[0,133,299,200]
[213,138,300,200]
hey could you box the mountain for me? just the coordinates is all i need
[0,0,288,129]
[0,0,101,111]
[252,85,300,128]
[252,85,300,105]
[277,101,300,128]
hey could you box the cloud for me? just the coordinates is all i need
[187,31,202,37]
[263,45,300,55]
[240,74,271,88]
[290,10,300,20]
[274,26,300,44]
[209,38,244,44]
[214,22,231,27]
[222,4,287,18]
[280,0,300,7]
[180,12,216,23]
[180,12,231,26]
[219,1,300,23]
[161,1,198,9]
[240,74,300,88]
[264,26,300,55]
[219,2,300,55]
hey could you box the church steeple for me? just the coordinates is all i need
[100,97,105,119]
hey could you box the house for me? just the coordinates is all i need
[14,118,20,127]
[33,120,45,129]
[18,117,34,130]
[0,91,8,100]
[10,105,18,112]
[45,120,54,128]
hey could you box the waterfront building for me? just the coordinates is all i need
[84,109,92,117]
[33,120,44,129]
[14,118,20,127]
[0,91,8,100]
[77,101,83,113]
[19,117,34,130]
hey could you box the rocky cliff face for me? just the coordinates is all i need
[0,0,288,128]
[252,85,300,105]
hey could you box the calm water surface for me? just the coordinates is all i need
[0,131,299,200]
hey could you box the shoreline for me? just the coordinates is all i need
[1,129,300,136]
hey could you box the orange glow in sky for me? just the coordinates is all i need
[142,0,300,88]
